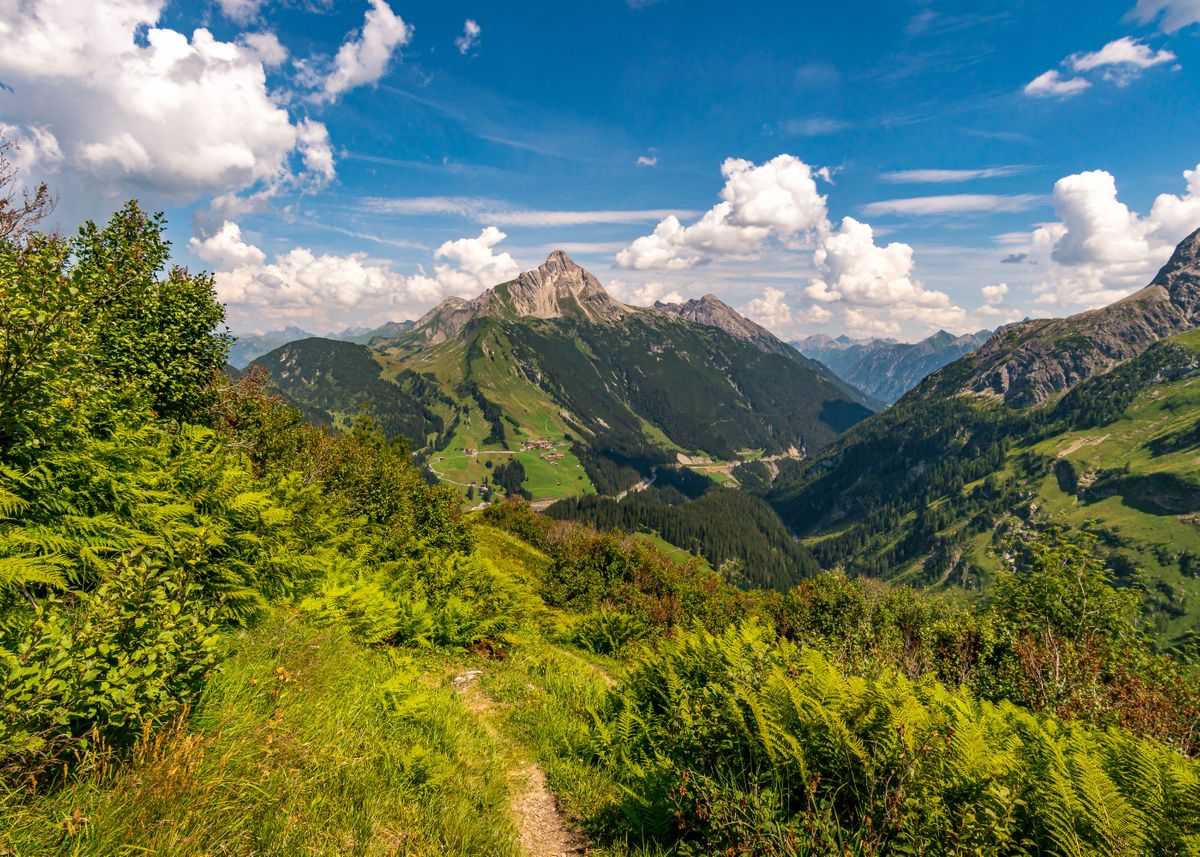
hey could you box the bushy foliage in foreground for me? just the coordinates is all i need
[594,622,1200,856]
[0,202,480,789]
[482,499,760,632]
[1,616,522,857]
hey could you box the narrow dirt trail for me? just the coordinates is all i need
[451,670,587,856]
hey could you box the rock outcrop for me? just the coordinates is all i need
[653,294,794,358]
[913,227,1200,406]
[399,251,629,345]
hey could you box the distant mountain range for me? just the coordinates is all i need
[227,320,414,367]
[795,329,993,403]
[250,251,876,497]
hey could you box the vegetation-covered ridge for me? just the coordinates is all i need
[252,251,875,500]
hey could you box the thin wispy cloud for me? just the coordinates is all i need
[782,117,851,137]
[862,194,1045,216]
[1129,0,1200,32]
[881,166,1034,183]
[363,196,699,226]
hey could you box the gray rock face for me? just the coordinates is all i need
[914,227,1200,407]
[653,294,794,358]
[401,251,629,345]
[498,250,629,322]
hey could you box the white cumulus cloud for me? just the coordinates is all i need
[615,155,828,269]
[1014,163,1200,308]
[606,279,685,307]
[981,283,1009,305]
[740,287,794,329]
[1070,36,1176,73]
[430,227,520,297]
[192,222,520,328]
[1027,36,1178,99]
[1024,69,1092,98]
[455,19,481,55]
[806,217,968,331]
[0,0,329,203]
[319,0,412,103]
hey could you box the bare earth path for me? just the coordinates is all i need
[451,669,586,856]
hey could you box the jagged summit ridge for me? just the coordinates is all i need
[913,225,1200,406]
[404,252,629,345]
[652,293,793,357]
[500,250,629,322]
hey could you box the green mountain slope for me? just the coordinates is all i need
[763,229,1200,642]
[255,252,875,499]
[250,337,450,445]
[767,329,1200,642]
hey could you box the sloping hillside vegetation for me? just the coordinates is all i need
[767,332,1200,644]
[3,202,1200,856]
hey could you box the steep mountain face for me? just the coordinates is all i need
[761,227,1200,641]
[653,294,793,358]
[766,330,1200,642]
[401,250,629,346]
[914,228,1200,406]
[249,338,449,445]
[269,252,876,498]
[797,329,993,403]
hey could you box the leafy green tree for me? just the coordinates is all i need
[0,233,95,455]
[993,526,1140,647]
[73,202,229,423]
[0,201,229,460]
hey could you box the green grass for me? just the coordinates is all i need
[410,326,599,500]
[908,358,1200,640]
[0,612,521,857]
[630,531,714,570]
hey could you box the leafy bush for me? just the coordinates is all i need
[594,622,1200,855]
[300,551,529,649]
[571,610,648,655]
[0,551,218,783]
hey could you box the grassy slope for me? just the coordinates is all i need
[408,325,597,499]
[0,524,658,857]
[0,612,521,856]
[881,330,1200,638]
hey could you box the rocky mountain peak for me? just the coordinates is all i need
[1152,227,1200,301]
[497,251,628,322]
[653,293,794,358]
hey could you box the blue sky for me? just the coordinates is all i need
[3,0,1200,338]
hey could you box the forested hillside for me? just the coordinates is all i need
[769,321,1200,645]
[3,192,1200,855]
[254,252,875,500]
